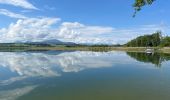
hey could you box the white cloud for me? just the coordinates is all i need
[0,7,166,44]
[0,20,116,44]
[0,1,168,44]
[56,22,115,44]
[0,0,38,10]
[59,22,114,35]
[0,17,168,44]
[0,9,27,19]
[56,22,169,44]
[110,24,168,44]
[0,17,61,42]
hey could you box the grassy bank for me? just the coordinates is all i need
[0,46,170,53]
[29,47,170,53]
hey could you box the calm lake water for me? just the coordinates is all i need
[0,51,170,100]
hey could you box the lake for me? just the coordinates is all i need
[0,51,170,100]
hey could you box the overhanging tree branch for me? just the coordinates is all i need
[133,0,156,17]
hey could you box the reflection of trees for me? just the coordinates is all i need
[126,52,170,67]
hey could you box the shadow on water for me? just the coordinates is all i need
[126,52,170,67]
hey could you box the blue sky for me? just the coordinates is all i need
[0,0,169,44]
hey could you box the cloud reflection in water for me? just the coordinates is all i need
[0,51,139,100]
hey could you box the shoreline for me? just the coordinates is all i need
[0,46,170,53]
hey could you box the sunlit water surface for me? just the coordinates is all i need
[0,51,170,100]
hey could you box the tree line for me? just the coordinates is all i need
[125,31,170,47]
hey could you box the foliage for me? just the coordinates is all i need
[133,0,156,17]
[160,37,170,47]
[125,31,162,47]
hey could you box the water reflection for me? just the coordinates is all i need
[0,51,116,78]
[1,51,170,83]
[0,86,37,100]
[126,52,170,67]
[0,51,170,100]
[0,51,125,100]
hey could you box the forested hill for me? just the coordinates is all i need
[125,31,170,47]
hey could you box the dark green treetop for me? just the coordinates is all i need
[133,0,156,17]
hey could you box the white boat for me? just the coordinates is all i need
[145,48,154,53]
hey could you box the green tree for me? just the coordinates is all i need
[160,36,170,47]
[133,0,156,17]
[125,31,162,47]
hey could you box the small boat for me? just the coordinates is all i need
[145,48,154,53]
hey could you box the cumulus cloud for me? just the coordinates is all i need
[0,17,61,42]
[56,22,115,44]
[0,9,27,19]
[0,0,38,10]
[0,6,166,44]
[59,22,114,35]
[0,1,168,44]
[0,19,116,44]
[56,22,169,44]
[0,16,168,44]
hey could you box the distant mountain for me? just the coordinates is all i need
[24,39,77,46]
[42,39,77,45]
[41,39,64,44]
